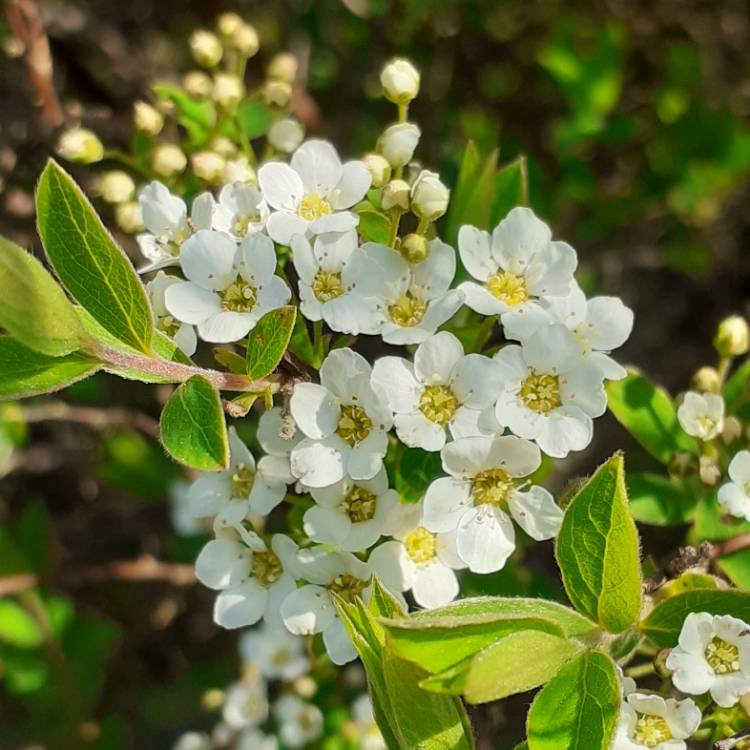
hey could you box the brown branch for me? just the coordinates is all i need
[710,532,750,559]
[20,401,160,438]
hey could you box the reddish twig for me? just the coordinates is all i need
[20,401,160,438]
[710,532,750,559]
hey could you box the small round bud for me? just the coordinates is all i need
[56,128,103,164]
[690,366,720,393]
[267,52,298,84]
[362,153,391,188]
[98,170,135,204]
[382,179,411,211]
[191,151,226,184]
[268,118,305,154]
[173,732,213,750]
[231,23,259,58]
[223,158,256,185]
[115,201,144,233]
[133,101,164,136]
[722,415,742,445]
[189,30,223,68]
[699,455,721,487]
[216,12,242,36]
[212,73,245,112]
[182,70,213,99]
[263,80,292,108]
[401,233,429,263]
[293,675,317,699]
[151,143,187,178]
[714,315,750,357]
[380,58,420,104]
[411,169,450,222]
[210,136,237,158]
[379,122,420,168]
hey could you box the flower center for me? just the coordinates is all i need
[297,707,319,730]
[418,385,459,425]
[272,648,290,666]
[251,549,283,586]
[328,573,367,604]
[233,211,261,237]
[157,315,181,338]
[705,636,740,674]
[486,271,528,306]
[299,193,333,222]
[220,276,258,313]
[230,463,255,498]
[696,415,717,435]
[472,468,514,507]
[633,714,672,748]
[312,270,343,303]
[520,370,561,414]
[339,486,378,523]
[404,527,437,564]
[337,404,373,446]
[388,294,427,327]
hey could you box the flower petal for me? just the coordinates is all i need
[423,477,472,533]
[280,584,335,635]
[456,506,515,574]
[258,162,304,211]
[198,311,254,343]
[213,578,268,629]
[290,383,340,439]
[508,485,563,540]
[458,225,497,282]
[290,434,348,487]
[180,229,238,290]
[165,282,221,325]
[411,562,459,609]
[414,331,464,385]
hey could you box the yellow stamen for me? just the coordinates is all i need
[404,527,437,564]
[472,468,514,507]
[339,486,377,523]
[418,385,459,425]
[220,276,257,312]
[337,404,372,446]
[389,294,427,327]
[705,636,740,674]
[519,371,561,414]
[299,194,333,222]
[230,463,255,498]
[486,271,528,306]
[312,270,343,303]
[633,714,672,748]
[251,549,283,586]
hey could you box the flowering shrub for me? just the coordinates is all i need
[2,12,750,750]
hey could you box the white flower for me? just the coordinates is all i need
[280,548,372,665]
[346,241,463,345]
[258,139,371,245]
[379,123,420,168]
[303,466,400,552]
[494,325,606,458]
[273,695,324,748]
[290,230,380,334]
[718,450,750,521]
[351,694,387,750]
[146,271,197,356]
[191,151,226,184]
[236,729,277,750]
[169,479,204,536]
[222,678,269,730]
[380,58,420,104]
[212,182,269,238]
[137,182,214,272]
[239,623,310,681]
[289,348,392,488]
[187,428,291,527]
[257,406,302,481]
[502,280,632,381]
[666,612,750,707]
[372,331,504,451]
[677,392,725,441]
[457,207,577,318]
[172,732,213,750]
[165,230,290,343]
[422,435,562,573]
[411,170,449,222]
[195,532,299,630]
[268,118,305,153]
[369,500,464,609]
[613,692,701,750]
[223,157,255,184]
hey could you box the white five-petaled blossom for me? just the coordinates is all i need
[273,695,324,749]
[503,279,633,381]
[236,729,278,750]
[303,466,400,552]
[212,181,269,239]
[369,500,465,609]
[346,240,463,345]
[165,229,291,343]
[666,612,750,707]
[371,331,504,451]
[457,207,577,319]
[168,479,204,537]
[258,139,371,245]
[677,391,725,442]
[422,435,562,573]
[195,531,299,630]
[494,324,607,458]
[137,181,214,272]
[613,692,701,750]
[289,348,392,488]
[351,694,387,750]
[280,548,372,665]
[718,450,750,522]
[146,271,197,356]
[172,731,213,750]
[222,677,269,731]
[256,406,302,476]
[239,623,310,681]
[291,230,380,334]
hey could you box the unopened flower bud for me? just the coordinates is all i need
[379,122,420,168]
[380,58,420,104]
[56,128,103,164]
[263,80,292,107]
[217,12,242,36]
[401,233,429,263]
[382,179,410,211]
[189,30,223,68]
[133,101,164,136]
[183,71,213,99]
[268,118,305,153]
[115,201,144,233]
[411,169,449,221]
[191,151,226,184]
[223,158,255,185]
[714,315,750,357]
[210,136,237,158]
[699,455,721,487]
[268,52,298,84]
[231,23,259,58]
[151,143,187,178]
[362,153,391,188]
[212,73,245,112]
[98,170,135,204]
[722,416,742,445]
[691,366,720,393]
[293,675,317,699]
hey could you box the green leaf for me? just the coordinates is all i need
[0,600,43,648]
[692,493,750,542]
[445,141,482,245]
[627,473,698,526]
[357,207,392,244]
[0,337,100,400]
[213,347,247,374]
[716,549,750,588]
[369,577,406,620]
[556,454,643,633]
[527,651,620,750]
[490,156,528,225]
[394,446,442,503]
[246,306,296,379]
[0,235,87,356]
[236,101,274,139]
[160,375,229,471]
[724,356,750,410]
[289,313,319,369]
[640,590,750,647]
[153,82,215,145]
[36,160,154,354]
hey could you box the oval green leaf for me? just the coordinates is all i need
[246,306,296,379]
[627,473,698,526]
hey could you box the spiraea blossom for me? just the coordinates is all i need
[273,695,324,749]
[289,348,392,487]
[676,391,725,442]
[239,624,310,681]
[165,230,291,343]
[457,207,577,318]
[212,181,269,239]
[222,678,269,730]
[258,139,371,245]
[666,612,750,707]
[146,271,197,356]
[371,331,504,451]
[422,435,563,573]
[718,450,750,521]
